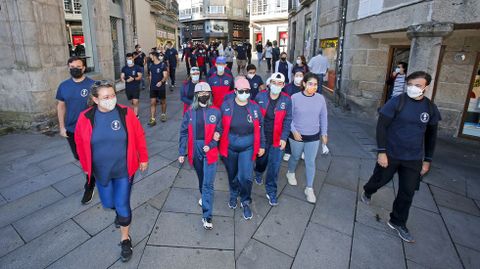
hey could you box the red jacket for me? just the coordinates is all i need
[219,99,265,160]
[74,105,148,184]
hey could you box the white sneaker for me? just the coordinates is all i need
[286,172,297,186]
[198,199,202,207]
[202,218,213,230]
[304,187,316,204]
[301,153,305,160]
[283,153,291,162]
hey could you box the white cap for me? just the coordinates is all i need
[269,72,285,83]
[194,82,211,93]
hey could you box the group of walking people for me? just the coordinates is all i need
[55,41,441,262]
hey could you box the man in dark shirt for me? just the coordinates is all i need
[56,56,96,204]
[245,40,253,65]
[148,52,169,125]
[235,42,247,76]
[361,71,441,243]
[182,42,193,75]
[246,64,265,100]
[133,44,146,90]
[165,41,179,91]
[121,53,143,116]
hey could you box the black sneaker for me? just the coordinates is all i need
[387,221,415,243]
[114,215,120,228]
[360,191,371,205]
[81,188,94,205]
[120,236,133,262]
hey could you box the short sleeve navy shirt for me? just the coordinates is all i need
[149,62,168,89]
[247,75,264,100]
[380,95,441,161]
[55,77,96,132]
[121,65,142,91]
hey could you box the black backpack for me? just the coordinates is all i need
[394,93,435,122]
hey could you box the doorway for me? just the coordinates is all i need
[381,46,410,105]
[459,53,480,139]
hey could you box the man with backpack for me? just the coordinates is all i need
[361,71,441,243]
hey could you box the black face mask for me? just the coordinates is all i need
[198,95,210,104]
[70,68,84,78]
[281,57,287,61]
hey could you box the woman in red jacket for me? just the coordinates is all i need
[75,81,148,263]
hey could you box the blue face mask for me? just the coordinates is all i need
[270,84,282,95]
[217,65,225,73]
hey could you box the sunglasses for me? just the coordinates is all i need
[236,89,250,94]
[94,80,114,87]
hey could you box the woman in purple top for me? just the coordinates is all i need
[286,72,329,204]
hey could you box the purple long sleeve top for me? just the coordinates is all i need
[290,92,328,136]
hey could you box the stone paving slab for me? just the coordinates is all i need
[0,187,64,228]
[0,165,44,190]
[404,207,463,269]
[431,185,480,216]
[51,172,85,197]
[0,220,90,269]
[325,156,361,192]
[350,222,405,269]
[456,245,480,269]
[162,187,233,217]
[0,194,5,206]
[422,168,466,196]
[412,182,438,213]
[439,206,480,252]
[0,149,29,164]
[146,189,170,211]
[291,222,351,269]
[0,225,24,258]
[466,176,480,201]
[253,194,314,257]
[407,260,429,269]
[0,163,82,202]
[47,203,158,269]
[234,193,272,259]
[281,165,326,202]
[148,211,234,250]
[138,154,172,178]
[236,239,293,269]
[310,183,356,236]
[73,203,116,236]
[36,152,75,172]
[138,246,235,269]
[13,190,99,242]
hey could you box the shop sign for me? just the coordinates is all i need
[205,21,228,33]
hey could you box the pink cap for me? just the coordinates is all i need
[234,77,251,90]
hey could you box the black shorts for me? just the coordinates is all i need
[150,87,166,100]
[125,88,140,100]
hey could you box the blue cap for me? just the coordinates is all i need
[216,56,227,64]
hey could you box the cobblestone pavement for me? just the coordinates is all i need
[0,62,479,269]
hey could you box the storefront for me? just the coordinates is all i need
[156,25,176,48]
[320,38,338,91]
[459,53,480,139]
[182,20,249,44]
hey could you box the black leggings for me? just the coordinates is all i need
[66,131,96,190]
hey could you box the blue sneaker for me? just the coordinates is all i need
[242,203,253,220]
[254,173,263,185]
[228,197,237,209]
[266,194,278,206]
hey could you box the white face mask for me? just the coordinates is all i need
[191,74,200,82]
[296,59,302,65]
[270,84,282,95]
[217,65,225,73]
[98,97,117,111]
[247,73,255,79]
[236,92,250,102]
[294,76,303,86]
[407,85,424,99]
[127,59,133,66]
[395,68,401,73]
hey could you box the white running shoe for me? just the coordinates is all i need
[301,152,305,160]
[304,187,316,204]
[286,172,297,186]
[198,199,202,207]
[202,218,213,230]
[283,153,291,161]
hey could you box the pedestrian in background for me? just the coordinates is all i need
[181,67,202,114]
[181,42,193,75]
[224,42,235,71]
[293,55,309,75]
[254,73,292,206]
[235,42,248,76]
[308,49,329,94]
[133,45,146,90]
[121,53,142,117]
[286,72,329,204]
[148,51,169,126]
[179,82,222,230]
[264,41,273,73]
[207,56,234,108]
[220,77,266,220]
[387,62,408,99]
[245,40,253,65]
[272,41,280,66]
[75,81,148,262]
[165,41,178,91]
[246,64,266,100]
[256,41,263,67]
[361,71,441,243]
[275,52,293,84]
[56,56,96,205]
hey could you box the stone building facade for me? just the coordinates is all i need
[179,0,250,44]
[250,0,289,51]
[0,0,135,131]
[288,0,480,140]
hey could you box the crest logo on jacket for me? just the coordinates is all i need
[111,120,121,131]
[224,80,230,85]
[80,89,88,97]
[420,112,429,123]
[280,102,285,109]
[209,115,216,123]
[247,115,253,123]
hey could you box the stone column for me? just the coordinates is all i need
[407,22,453,98]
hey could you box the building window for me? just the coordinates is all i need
[358,0,384,19]
[64,0,72,13]
[208,6,225,14]
[234,8,243,17]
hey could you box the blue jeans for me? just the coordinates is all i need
[96,176,132,226]
[223,134,254,205]
[288,138,320,188]
[315,73,324,94]
[255,144,282,198]
[192,140,217,219]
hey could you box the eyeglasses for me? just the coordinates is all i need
[236,89,250,94]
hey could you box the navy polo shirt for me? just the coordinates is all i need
[230,102,254,136]
[236,46,247,60]
[380,96,441,161]
[121,65,142,91]
[150,62,168,90]
[91,108,128,186]
[134,52,146,67]
[278,61,289,83]
[56,77,96,132]
[165,48,178,68]
[247,75,264,100]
